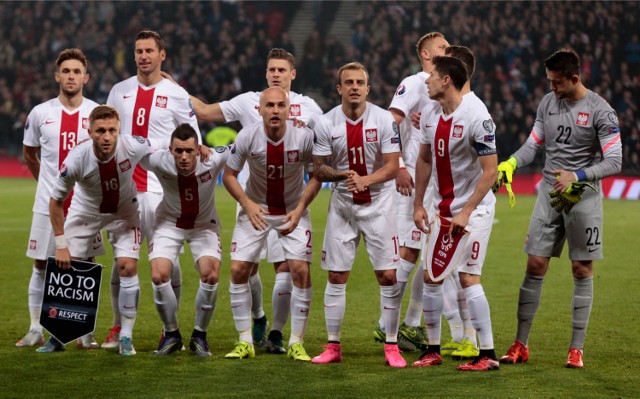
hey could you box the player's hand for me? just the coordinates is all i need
[55,248,72,269]
[290,118,307,128]
[410,111,421,130]
[493,157,517,207]
[548,182,597,214]
[551,169,577,193]
[199,145,211,162]
[346,171,369,193]
[280,208,303,236]
[160,71,179,86]
[449,211,470,236]
[395,168,414,196]
[413,204,431,234]
[244,200,269,231]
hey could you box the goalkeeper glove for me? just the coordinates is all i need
[492,157,517,208]
[548,182,597,214]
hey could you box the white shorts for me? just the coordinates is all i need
[395,168,434,249]
[137,191,163,244]
[421,204,494,276]
[26,212,103,260]
[321,189,400,272]
[236,203,286,264]
[149,220,221,263]
[65,201,141,260]
[230,209,312,264]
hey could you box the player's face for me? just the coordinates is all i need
[55,59,89,97]
[90,118,120,160]
[266,59,296,92]
[426,70,446,100]
[170,137,199,174]
[259,88,289,132]
[135,38,166,75]
[425,36,449,59]
[337,69,370,107]
[546,69,579,100]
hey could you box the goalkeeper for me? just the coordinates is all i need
[495,49,622,369]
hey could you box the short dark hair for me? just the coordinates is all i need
[338,62,369,85]
[416,32,445,59]
[89,105,119,126]
[171,123,198,144]
[445,45,475,80]
[56,48,88,72]
[432,56,467,91]
[267,48,295,70]
[544,48,580,79]
[136,30,165,51]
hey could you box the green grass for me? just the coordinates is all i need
[1,177,639,398]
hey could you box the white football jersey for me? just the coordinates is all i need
[23,97,99,215]
[314,103,400,203]
[51,135,153,215]
[220,91,323,127]
[227,120,314,216]
[389,71,432,169]
[420,93,497,217]
[107,76,200,193]
[140,146,229,230]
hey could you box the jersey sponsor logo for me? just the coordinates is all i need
[289,104,301,117]
[214,146,227,153]
[123,94,133,99]
[45,120,56,125]
[609,127,620,134]
[149,243,154,253]
[321,250,326,261]
[482,119,495,133]
[607,112,619,125]
[411,231,421,241]
[452,125,464,139]
[199,171,212,183]
[155,96,168,108]
[25,117,30,130]
[230,144,236,154]
[29,240,37,250]
[483,134,495,142]
[576,112,590,126]
[230,242,237,252]
[133,135,150,145]
[119,159,132,172]
[365,128,378,142]
[188,99,196,118]
[286,150,300,163]
[331,135,342,141]
[396,84,406,96]
[82,118,90,130]
[59,163,68,177]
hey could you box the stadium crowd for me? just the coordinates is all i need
[0,0,638,173]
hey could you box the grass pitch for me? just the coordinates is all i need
[1,177,639,398]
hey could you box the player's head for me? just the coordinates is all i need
[266,48,296,92]
[170,124,200,174]
[427,56,467,100]
[445,45,475,80]
[416,32,449,68]
[337,62,370,107]
[544,48,581,99]
[259,87,290,135]
[89,105,120,160]
[55,48,90,97]
[135,30,166,76]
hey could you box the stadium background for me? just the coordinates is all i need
[0,0,639,178]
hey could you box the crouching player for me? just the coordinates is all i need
[140,124,227,356]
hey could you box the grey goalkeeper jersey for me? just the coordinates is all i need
[512,90,622,184]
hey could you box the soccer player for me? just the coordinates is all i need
[188,48,322,353]
[19,48,102,351]
[497,49,622,369]
[412,56,500,371]
[311,62,406,368]
[105,30,200,348]
[139,124,227,357]
[222,87,320,361]
[48,105,154,355]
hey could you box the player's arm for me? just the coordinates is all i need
[49,197,71,269]
[191,96,226,123]
[389,108,414,196]
[413,143,432,234]
[280,173,322,236]
[312,155,350,182]
[347,152,399,193]
[222,165,268,230]
[23,145,40,180]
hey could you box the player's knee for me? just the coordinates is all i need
[526,256,549,276]
[151,270,171,285]
[230,262,252,283]
[375,269,397,286]
[117,259,138,277]
[571,260,593,279]
[34,259,47,269]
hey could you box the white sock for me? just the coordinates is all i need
[153,281,178,332]
[380,283,401,343]
[110,262,121,327]
[195,281,218,332]
[272,272,292,332]
[249,273,265,319]
[423,283,444,346]
[289,286,311,345]
[377,259,415,330]
[443,273,464,343]
[119,275,139,339]
[229,282,252,343]
[28,266,45,332]
[324,282,346,342]
[171,258,182,311]
[404,266,424,327]
[464,284,494,350]
[457,287,477,345]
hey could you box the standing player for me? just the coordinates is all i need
[311,62,405,368]
[189,48,322,353]
[105,30,200,348]
[139,124,227,357]
[412,56,499,371]
[497,49,622,369]
[19,48,102,351]
[49,105,153,355]
[222,87,320,361]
